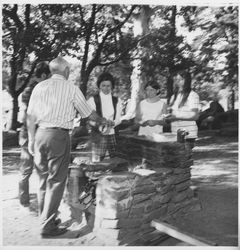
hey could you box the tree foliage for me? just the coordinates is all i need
[2,4,238,130]
[190,6,238,99]
[2,4,140,129]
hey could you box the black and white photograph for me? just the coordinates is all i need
[1,0,239,248]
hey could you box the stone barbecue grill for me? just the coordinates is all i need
[66,132,201,246]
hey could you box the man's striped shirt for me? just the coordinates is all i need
[27,74,93,129]
[171,90,200,139]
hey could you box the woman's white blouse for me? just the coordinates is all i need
[171,90,200,139]
[138,99,166,137]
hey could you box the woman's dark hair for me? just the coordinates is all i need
[171,70,192,108]
[97,72,115,89]
[145,81,160,94]
[35,61,50,78]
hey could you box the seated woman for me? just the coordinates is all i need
[165,70,200,149]
[136,81,167,138]
[197,100,224,130]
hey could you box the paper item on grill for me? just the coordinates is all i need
[152,133,177,142]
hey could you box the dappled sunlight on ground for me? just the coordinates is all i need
[2,133,238,246]
[191,135,238,188]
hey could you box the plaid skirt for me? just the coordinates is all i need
[92,134,117,160]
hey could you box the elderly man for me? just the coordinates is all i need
[27,56,104,237]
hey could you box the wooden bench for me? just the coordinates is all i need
[151,220,217,246]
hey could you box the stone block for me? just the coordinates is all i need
[133,168,156,177]
[132,193,153,204]
[162,156,188,165]
[181,198,202,213]
[119,232,142,246]
[152,192,173,207]
[106,189,131,201]
[138,226,156,236]
[117,197,133,210]
[163,175,176,185]
[153,200,162,209]
[175,180,191,192]
[101,218,119,229]
[150,180,165,189]
[132,184,156,195]
[145,205,168,222]
[187,188,194,198]
[99,173,135,189]
[151,161,165,168]
[96,186,131,202]
[118,218,143,228]
[134,176,154,186]
[129,206,145,217]
[156,185,173,194]
[173,167,190,174]
[96,196,133,210]
[94,228,126,240]
[95,205,129,219]
[174,172,191,184]
[167,202,182,214]
[133,199,152,208]
[141,230,164,243]
[153,160,179,168]
[144,199,154,213]
[179,159,193,168]
[155,167,173,175]
[171,190,188,203]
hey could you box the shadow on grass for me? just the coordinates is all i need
[2,155,20,175]
[167,185,238,246]
[196,133,238,146]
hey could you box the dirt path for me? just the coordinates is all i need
[1,132,238,247]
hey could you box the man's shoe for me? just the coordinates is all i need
[19,203,31,213]
[20,202,30,207]
[54,218,61,226]
[41,227,68,238]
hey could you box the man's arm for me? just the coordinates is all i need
[88,110,109,127]
[73,88,109,127]
[26,113,37,155]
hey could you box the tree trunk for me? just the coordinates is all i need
[228,89,235,110]
[166,75,174,104]
[126,6,151,119]
[167,6,177,101]
[10,95,19,131]
[80,71,88,97]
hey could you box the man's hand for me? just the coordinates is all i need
[165,114,178,123]
[106,119,115,127]
[28,140,35,156]
[147,120,158,126]
[139,121,148,127]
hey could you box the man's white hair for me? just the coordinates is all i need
[49,56,70,74]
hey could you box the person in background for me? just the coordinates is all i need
[197,100,224,130]
[87,72,123,161]
[165,70,200,149]
[18,61,51,209]
[27,56,106,237]
[136,81,167,138]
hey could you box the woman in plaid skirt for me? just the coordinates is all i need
[87,72,123,161]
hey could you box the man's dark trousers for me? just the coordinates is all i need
[19,128,34,206]
[34,128,70,232]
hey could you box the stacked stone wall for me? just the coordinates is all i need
[92,135,201,245]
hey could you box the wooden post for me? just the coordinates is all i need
[151,220,217,246]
